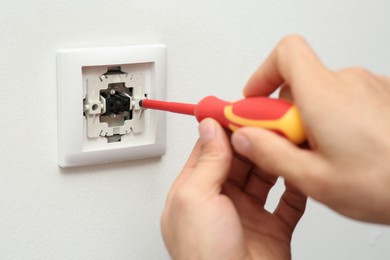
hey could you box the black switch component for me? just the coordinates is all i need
[102,91,130,114]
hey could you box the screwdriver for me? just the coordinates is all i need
[139,96,305,144]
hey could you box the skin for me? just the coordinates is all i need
[233,35,390,224]
[161,120,306,259]
[161,35,390,259]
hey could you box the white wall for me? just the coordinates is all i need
[1,0,390,259]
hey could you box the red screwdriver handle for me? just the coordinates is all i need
[195,96,305,144]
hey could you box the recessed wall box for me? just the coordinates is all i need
[57,45,167,168]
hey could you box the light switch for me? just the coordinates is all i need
[57,45,167,168]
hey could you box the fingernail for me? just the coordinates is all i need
[199,119,216,144]
[232,132,251,155]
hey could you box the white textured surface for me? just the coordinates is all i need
[1,0,390,259]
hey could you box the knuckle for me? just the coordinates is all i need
[278,34,308,51]
[303,166,336,200]
[202,146,232,163]
[377,74,390,82]
[341,67,374,80]
[276,35,311,68]
[169,186,197,209]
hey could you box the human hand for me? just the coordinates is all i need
[161,118,306,260]
[231,35,390,224]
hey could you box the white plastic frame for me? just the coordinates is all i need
[57,45,166,168]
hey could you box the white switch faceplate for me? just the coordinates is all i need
[57,45,167,168]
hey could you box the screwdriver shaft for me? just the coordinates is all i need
[141,99,196,116]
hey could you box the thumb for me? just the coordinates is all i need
[188,118,232,193]
[231,127,325,193]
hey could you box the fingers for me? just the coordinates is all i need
[231,127,328,195]
[244,35,329,106]
[184,118,233,195]
[243,167,278,206]
[274,182,307,232]
[226,155,253,188]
